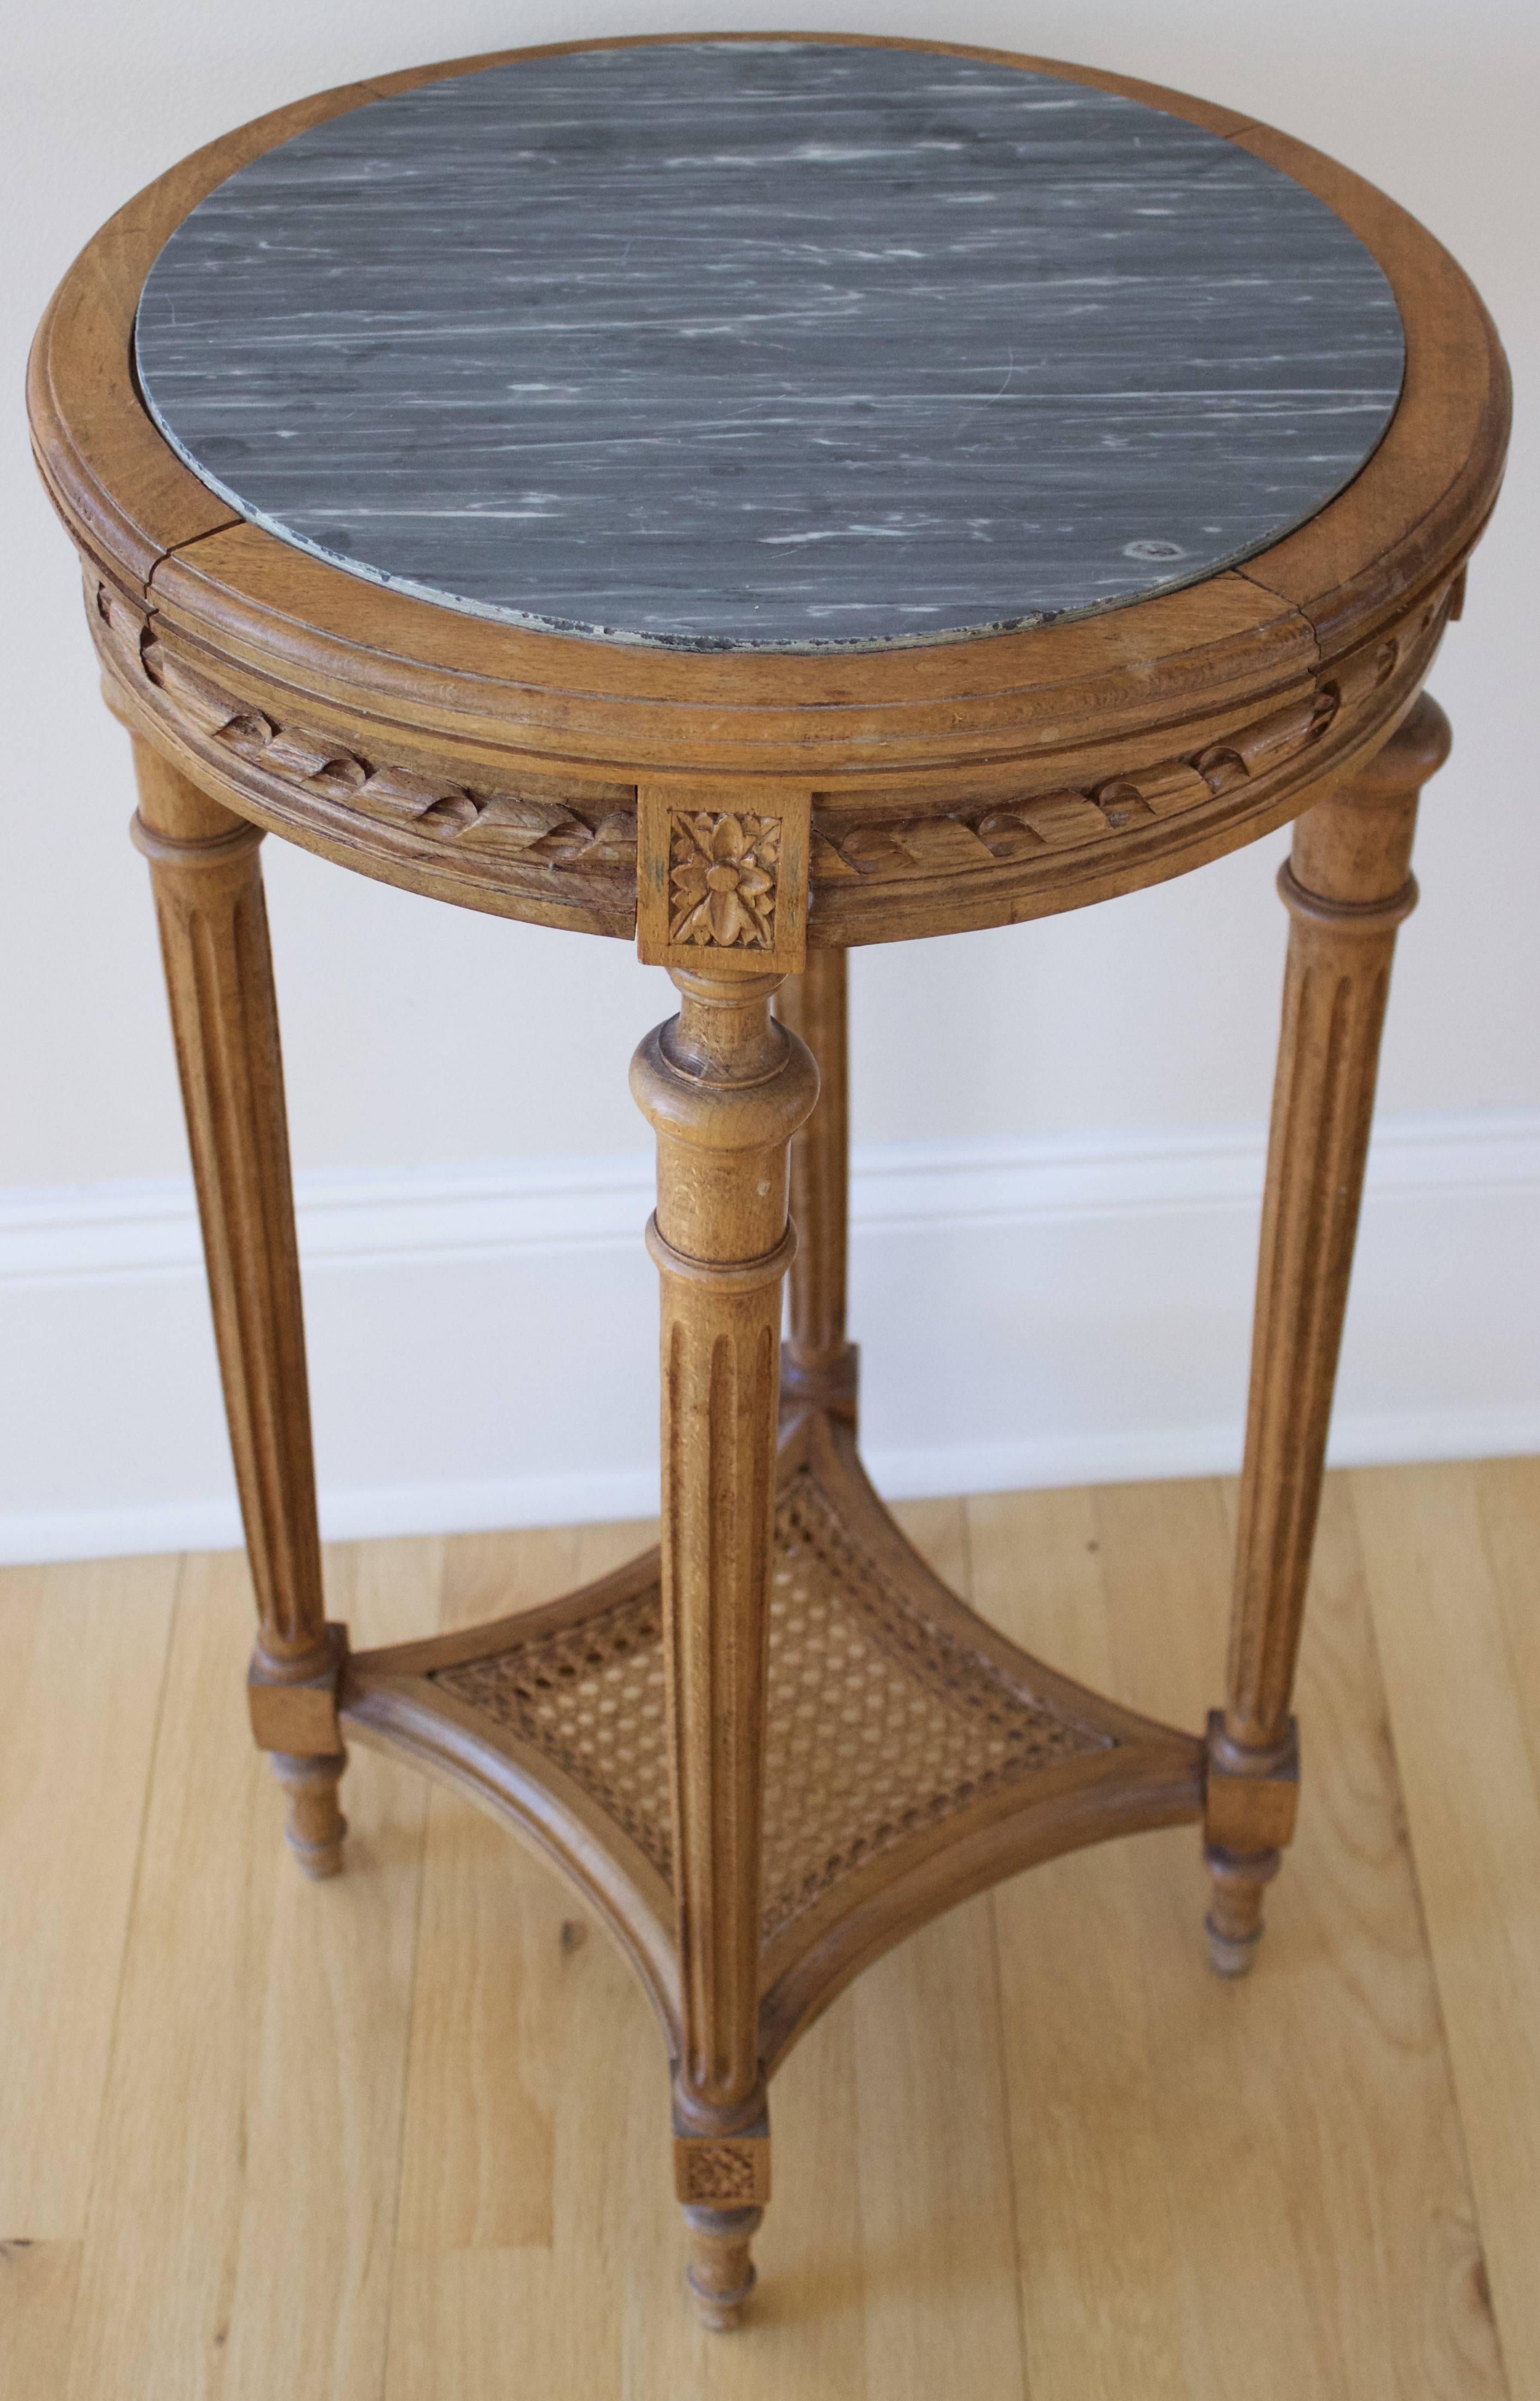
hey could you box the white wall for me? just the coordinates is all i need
[2,3,1536,1555]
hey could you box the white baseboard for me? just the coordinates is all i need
[3,1109,1537,1564]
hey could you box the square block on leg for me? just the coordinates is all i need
[247,1622,349,1754]
[1204,1709,1301,1853]
[637,784,811,974]
[673,2112,772,2208]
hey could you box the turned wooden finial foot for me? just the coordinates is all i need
[684,2206,762,2331]
[1204,1842,1281,1977]
[1203,1717,1296,1975]
[270,1750,349,1878]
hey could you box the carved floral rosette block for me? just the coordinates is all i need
[669,813,779,949]
[636,787,811,973]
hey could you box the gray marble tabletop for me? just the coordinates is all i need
[135,40,1404,653]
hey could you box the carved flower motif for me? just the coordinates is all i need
[669,812,780,948]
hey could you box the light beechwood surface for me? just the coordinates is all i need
[2,1459,1533,2400]
[19,29,1517,2361]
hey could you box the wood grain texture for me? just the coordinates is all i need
[852,1901,1027,2401]
[31,35,1507,949]
[347,1414,1203,2119]
[622,1999,868,2394]
[1232,126,1509,655]
[0,2240,83,2401]
[61,1543,432,2401]
[387,1830,643,2374]
[839,1493,1024,2401]
[1475,1459,1540,1801]
[1209,694,1451,1968]
[1088,1475,1503,2401]
[632,967,817,2318]
[396,1529,585,2253]
[214,1540,435,2400]
[754,1430,1203,2071]
[19,29,1517,2366]
[386,1525,653,2398]
[0,1556,175,2242]
[131,745,327,1677]
[344,1538,683,2054]
[972,1486,1193,2400]
[1353,1462,1540,2401]
[93,537,1464,948]
[4,1465,1532,2394]
[132,737,347,1872]
[777,952,857,1425]
[61,1549,287,2401]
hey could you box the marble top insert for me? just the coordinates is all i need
[135,41,1405,653]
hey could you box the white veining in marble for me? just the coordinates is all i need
[136,41,1404,651]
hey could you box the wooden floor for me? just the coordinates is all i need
[4,1459,1538,2400]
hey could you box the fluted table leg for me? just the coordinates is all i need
[632,967,818,2327]
[131,740,347,1877]
[776,949,858,1423]
[1205,694,1452,1971]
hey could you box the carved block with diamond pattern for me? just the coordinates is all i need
[674,2127,771,2207]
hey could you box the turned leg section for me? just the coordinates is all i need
[682,2205,765,2331]
[775,949,858,1424]
[268,1751,348,1880]
[131,739,347,1874]
[1207,694,1451,1971]
[632,968,818,2327]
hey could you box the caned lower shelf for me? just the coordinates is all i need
[343,1412,1204,2067]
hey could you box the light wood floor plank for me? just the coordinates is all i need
[577,1518,659,1584]
[0,1556,177,2241]
[14,1461,1531,2395]
[851,1899,1027,2401]
[394,1798,565,2253]
[439,1525,583,1637]
[1094,1474,1503,2400]
[396,1527,584,2253]
[1475,1457,1540,1804]
[386,1902,645,2401]
[219,1538,438,2401]
[849,1495,1028,2401]
[1353,1461,1540,2400]
[0,2239,82,2401]
[62,1551,286,2401]
[611,1993,869,2401]
[387,1521,650,2397]
[971,1486,1192,2401]
[63,1540,435,2401]
[888,1492,971,1604]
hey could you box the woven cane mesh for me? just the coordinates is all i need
[436,1587,674,1876]
[433,1465,1109,1942]
[761,1472,1107,1935]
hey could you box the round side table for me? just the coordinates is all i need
[29,34,1508,2329]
